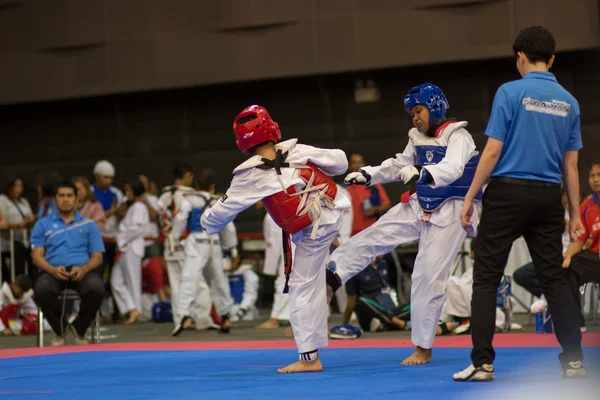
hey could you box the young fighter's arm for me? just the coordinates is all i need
[170,196,191,241]
[292,144,349,176]
[420,130,476,188]
[562,201,590,268]
[201,173,266,235]
[346,141,416,186]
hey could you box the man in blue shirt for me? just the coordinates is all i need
[31,181,105,346]
[454,26,586,381]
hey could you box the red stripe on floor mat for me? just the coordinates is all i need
[1,332,598,359]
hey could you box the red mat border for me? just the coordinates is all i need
[1,332,598,360]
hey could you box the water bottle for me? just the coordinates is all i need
[535,309,553,334]
[535,313,544,334]
[369,186,381,207]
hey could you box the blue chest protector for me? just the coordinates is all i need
[186,195,211,233]
[414,145,482,211]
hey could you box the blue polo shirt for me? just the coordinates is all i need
[486,71,582,184]
[92,184,117,211]
[30,212,105,267]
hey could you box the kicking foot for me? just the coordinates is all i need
[401,347,432,365]
[278,359,323,373]
[256,319,281,329]
[125,309,140,325]
[285,326,294,338]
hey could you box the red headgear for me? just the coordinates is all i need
[233,105,281,154]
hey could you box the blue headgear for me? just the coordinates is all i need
[403,82,449,126]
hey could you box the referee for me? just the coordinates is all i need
[453,26,586,381]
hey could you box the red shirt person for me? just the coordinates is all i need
[562,161,600,296]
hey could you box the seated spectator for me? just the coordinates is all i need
[0,274,37,335]
[343,257,411,332]
[31,181,105,346]
[225,255,259,323]
[72,176,106,232]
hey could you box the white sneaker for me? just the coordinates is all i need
[562,361,587,378]
[51,336,66,346]
[453,364,494,382]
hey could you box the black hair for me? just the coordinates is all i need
[590,160,600,170]
[173,162,194,180]
[129,179,146,198]
[3,177,23,197]
[196,168,215,191]
[15,274,33,292]
[37,172,64,198]
[53,180,78,198]
[512,26,555,64]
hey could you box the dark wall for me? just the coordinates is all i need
[2,50,599,232]
[1,0,598,105]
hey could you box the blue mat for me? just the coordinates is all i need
[1,348,599,400]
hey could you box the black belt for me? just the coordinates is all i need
[494,177,560,188]
[194,238,220,244]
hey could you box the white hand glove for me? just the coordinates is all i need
[398,165,421,185]
[344,171,369,186]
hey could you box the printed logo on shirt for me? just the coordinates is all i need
[426,150,434,163]
[522,98,571,117]
[220,194,228,203]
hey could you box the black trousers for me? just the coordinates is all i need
[34,271,105,337]
[471,178,583,367]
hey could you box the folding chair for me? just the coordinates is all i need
[37,288,100,347]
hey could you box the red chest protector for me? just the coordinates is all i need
[262,162,337,235]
